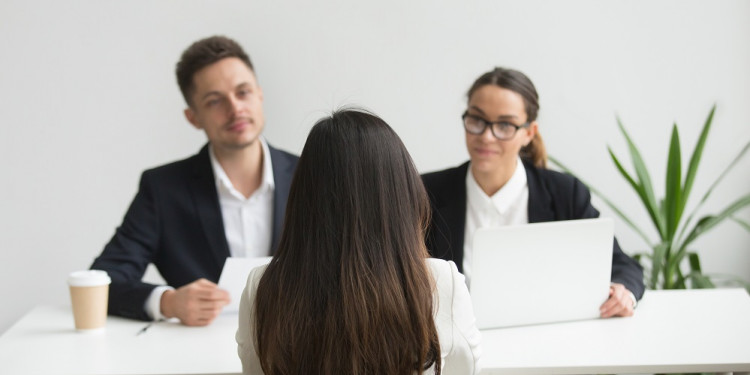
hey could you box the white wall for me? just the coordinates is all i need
[1,0,748,333]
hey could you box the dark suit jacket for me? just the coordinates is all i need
[91,144,298,320]
[422,160,645,300]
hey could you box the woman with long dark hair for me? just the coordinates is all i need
[423,67,645,317]
[236,109,481,374]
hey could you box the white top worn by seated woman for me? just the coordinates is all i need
[236,258,482,374]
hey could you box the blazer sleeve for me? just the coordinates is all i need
[570,178,646,300]
[434,260,482,375]
[90,171,163,321]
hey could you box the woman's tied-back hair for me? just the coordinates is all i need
[467,67,547,168]
[253,109,441,374]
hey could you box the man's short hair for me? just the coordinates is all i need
[176,35,254,106]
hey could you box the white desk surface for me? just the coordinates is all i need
[480,288,750,374]
[1,288,749,375]
[0,305,241,375]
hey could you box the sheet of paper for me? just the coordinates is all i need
[218,256,273,313]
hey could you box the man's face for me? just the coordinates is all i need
[184,57,264,152]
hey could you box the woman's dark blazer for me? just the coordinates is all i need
[422,160,646,300]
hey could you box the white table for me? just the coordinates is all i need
[0,306,241,375]
[481,288,750,374]
[1,288,749,375]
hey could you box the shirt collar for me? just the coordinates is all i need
[208,137,275,199]
[466,157,527,215]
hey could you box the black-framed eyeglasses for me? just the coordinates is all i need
[462,111,529,140]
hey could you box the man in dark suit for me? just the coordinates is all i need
[91,36,298,326]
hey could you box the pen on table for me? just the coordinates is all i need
[136,322,154,336]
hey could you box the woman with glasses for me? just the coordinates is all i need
[423,67,645,317]
[236,109,481,374]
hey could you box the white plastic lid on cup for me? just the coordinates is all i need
[67,270,111,287]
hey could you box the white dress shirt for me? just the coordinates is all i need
[210,138,275,259]
[463,157,528,286]
[143,138,275,320]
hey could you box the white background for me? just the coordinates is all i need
[1,0,748,333]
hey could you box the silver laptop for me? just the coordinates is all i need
[470,218,613,329]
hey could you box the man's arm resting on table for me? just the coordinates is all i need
[144,286,174,321]
[159,278,231,326]
[92,170,165,321]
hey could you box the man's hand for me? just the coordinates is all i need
[599,283,635,318]
[160,278,230,326]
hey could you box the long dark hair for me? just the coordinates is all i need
[254,109,441,374]
[467,67,547,168]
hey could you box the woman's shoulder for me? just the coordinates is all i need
[525,160,575,182]
[524,161,586,192]
[246,263,270,288]
[421,162,470,189]
[425,258,462,290]
[426,257,454,272]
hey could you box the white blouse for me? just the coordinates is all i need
[463,157,529,286]
[236,258,482,374]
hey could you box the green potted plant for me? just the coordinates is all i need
[550,105,750,291]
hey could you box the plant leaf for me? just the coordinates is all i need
[617,117,666,239]
[549,155,654,247]
[659,198,667,226]
[677,193,750,262]
[664,124,682,241]
[730,216,750,232]
[673,139,750,250]
[680,105,715,214]
[607,147,639,191]
[688,252,702,272]
[608,147,662,243]
[675,266,686,289]
[687,271,715,289]
[651,242,669,289]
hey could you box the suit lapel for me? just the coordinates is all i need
[525,161,555,223]
[190,145,231,270]
[269,145,295,254]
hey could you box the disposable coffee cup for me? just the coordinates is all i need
[68,270,111,333]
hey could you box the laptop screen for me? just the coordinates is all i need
[470,218,614,329]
